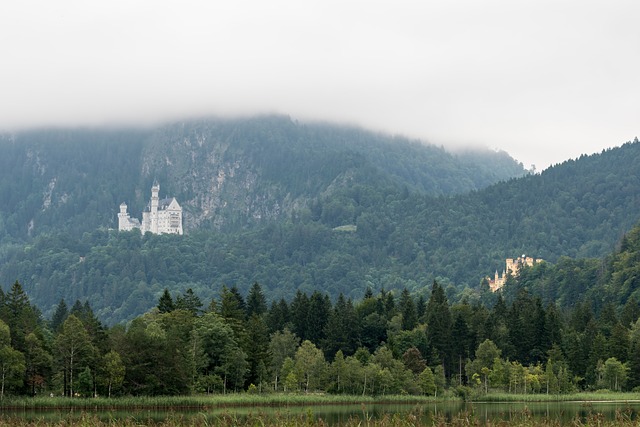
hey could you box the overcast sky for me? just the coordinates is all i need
[1,1,638,170]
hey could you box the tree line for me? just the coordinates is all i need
[1,278,640,398]
[2,137,640,325]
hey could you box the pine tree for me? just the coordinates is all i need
[399,288,418,331]
[620,296,640,328]
[246,282,267,318]
[266,298,290,333]
[424,281,452,374]
[157,289,175,313]
[175,288,203,315]
[218,286,246,323]
[322,294,359,359]
[50,299,69,332]
[3,281,38,353]
[245,314,271,389]
[290,291,309,341]
[306,291,331,344]
[416,295,427,321]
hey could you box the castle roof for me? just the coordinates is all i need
[145,197,180,212]
[160,197,178,209]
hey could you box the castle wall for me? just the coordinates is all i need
[117,185,183,235]
[487,255,543,292]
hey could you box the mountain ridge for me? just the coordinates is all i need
[0,117,638,324]
[0,115,526,240]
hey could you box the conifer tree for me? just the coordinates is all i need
[175,288,203,315]
[266,298,290,333]
[290,291,309,341]
[322,294,358,358]
[157,289,175,313]
[399,288,418,331]
[50,299,69,332]
[246,282,267,318]
[24,332,52,396]
[425,281,452,374]
[306,291,331,344]
[245,314,270,389]
[3,281,38,353]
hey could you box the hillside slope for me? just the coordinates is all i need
[0,116,525,241]
[1,119,638,325]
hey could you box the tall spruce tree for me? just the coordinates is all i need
[245,314,270,389]
[246,282,267,318]
[290,291,310,341]
[157,289,175,313]
[306,291,331,344]
[3,281,38,354]
[266,298,290,333]
[424,281,452,375]
[399,288,418,331]
[50,299,69,332]
[175,288,203,315]
[322,294,358,359]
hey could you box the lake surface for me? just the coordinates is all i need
[2,400,640,425]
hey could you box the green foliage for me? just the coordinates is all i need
[0,343,25,398]
[54,314,94,397]
[5,274,640,398]
[597,357,629,391]
[100,350,125,398]
[18,117,640,325]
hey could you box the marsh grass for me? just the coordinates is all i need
[1,409,640,427]
[0,393,441,410]
[474,391,640,403]
[2,391,638,410]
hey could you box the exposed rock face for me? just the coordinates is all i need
[0,115,527,238]
[139,121,299,231]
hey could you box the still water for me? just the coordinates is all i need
[2,401,640,425]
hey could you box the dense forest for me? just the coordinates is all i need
[0,116,526,241]
[1,219,640,398]
[1,117,639,325]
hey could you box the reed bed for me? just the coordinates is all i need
[2,391,638,410]
[0,409,639,427]
[0,393,440,410]
[474,391,640,403]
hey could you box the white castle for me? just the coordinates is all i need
[118,183,183,235]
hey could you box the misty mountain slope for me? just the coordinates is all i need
[137,116,527,230]
[380,138,640,285]
[1,137,639,324]
[0,116,525,240]
[0,128,147,240]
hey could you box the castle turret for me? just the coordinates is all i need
[118,203,129,231]
[150,182,159,234]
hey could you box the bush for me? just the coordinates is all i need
[454,385,473,402]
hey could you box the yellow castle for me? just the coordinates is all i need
[487,255,543,292]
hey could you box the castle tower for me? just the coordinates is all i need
[150,182,159,234]
[118,203,129,231]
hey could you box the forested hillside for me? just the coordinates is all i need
[0,117,638,325]
[0,115,525,241]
